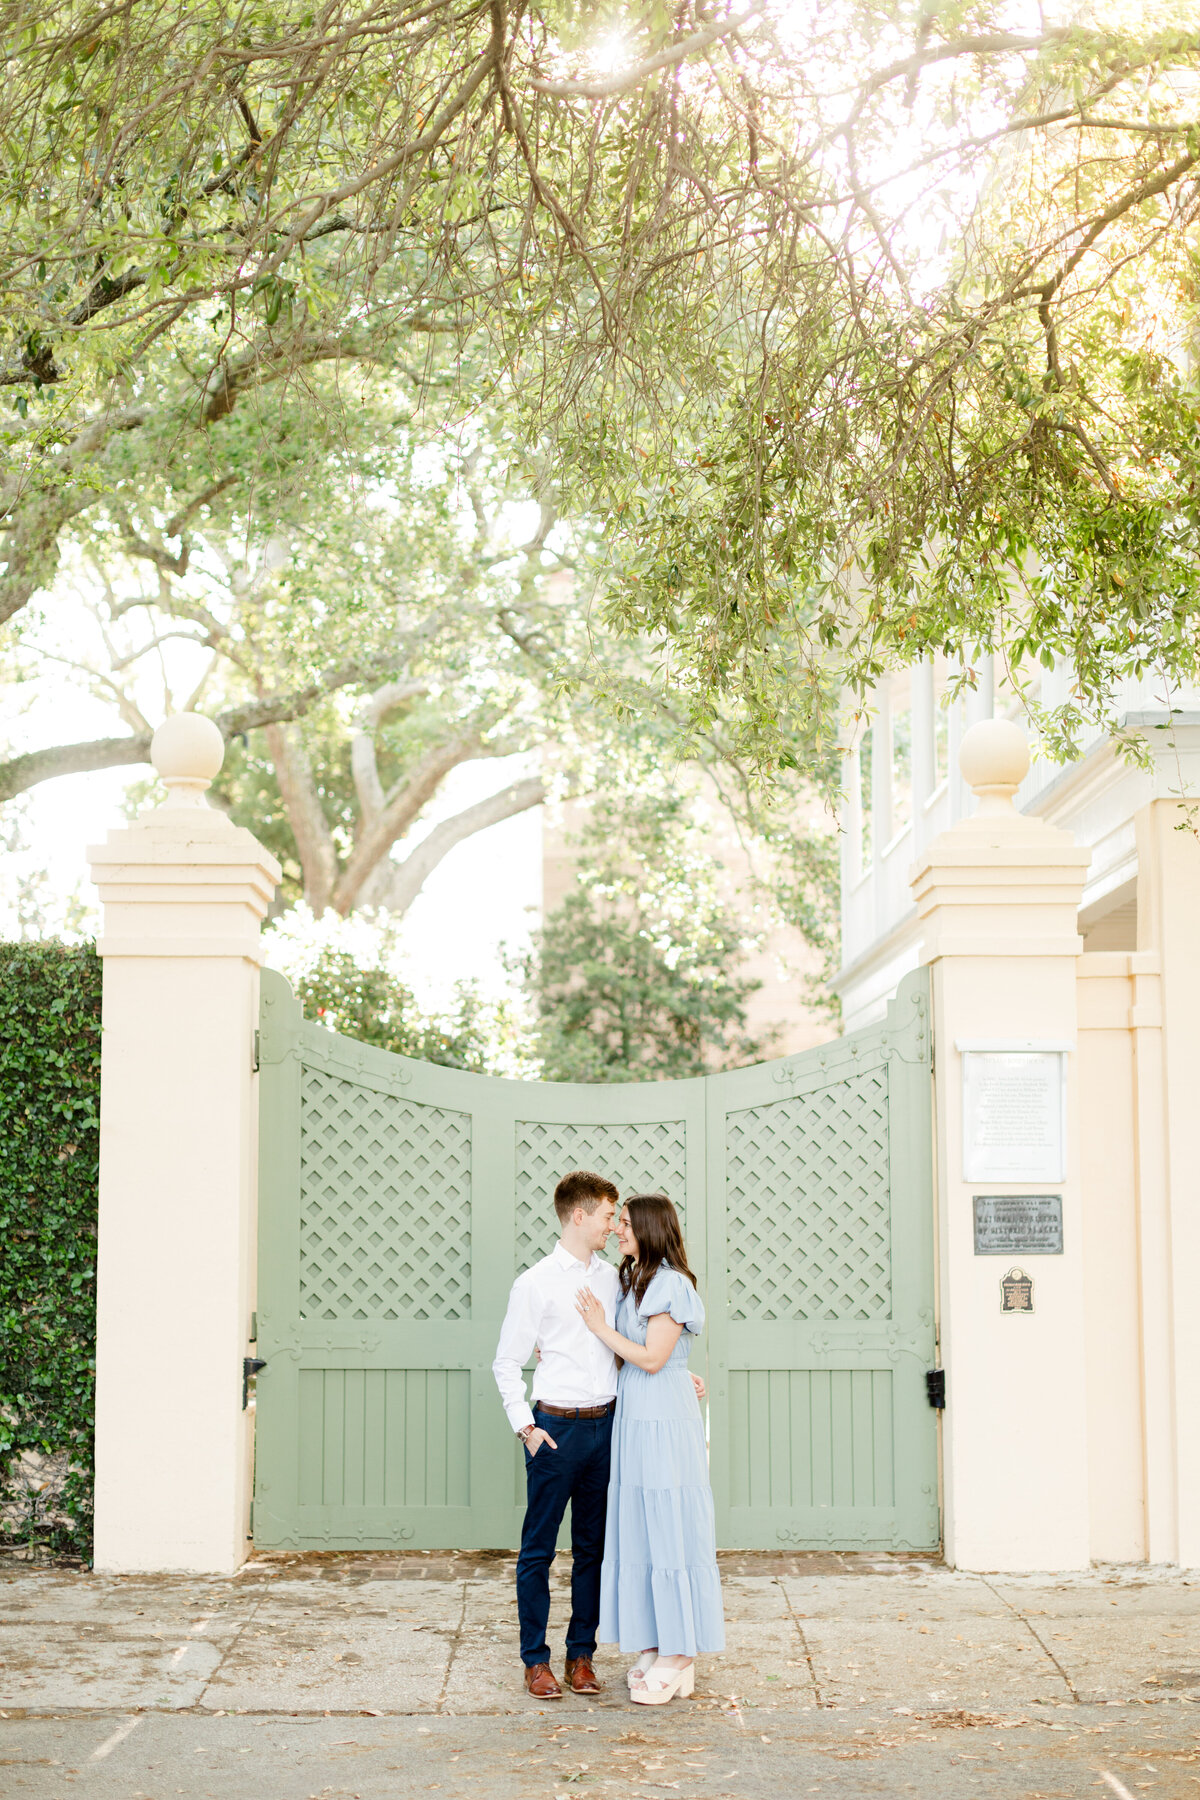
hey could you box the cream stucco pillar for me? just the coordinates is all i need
[912,720,1091,1570]
[1136,791,1200,1567]
[88,715,280,1573]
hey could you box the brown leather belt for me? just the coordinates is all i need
[535,1400,616,1419]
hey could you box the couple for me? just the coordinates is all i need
[492,1170,724,1705]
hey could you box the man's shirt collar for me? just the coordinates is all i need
[552,1241,608,1274]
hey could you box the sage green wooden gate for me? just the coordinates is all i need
[253,967,937,1552]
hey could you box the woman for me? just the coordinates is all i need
[575,1192,724,1704]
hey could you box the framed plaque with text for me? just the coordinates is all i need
[959,1041,1069,1183]
[973,1194,1063,1256]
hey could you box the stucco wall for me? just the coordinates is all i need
[1076,953,1147,1563]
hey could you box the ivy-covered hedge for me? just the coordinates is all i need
[0,943,101,1558]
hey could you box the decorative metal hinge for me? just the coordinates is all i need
[251,1029,261,1073]
[925,1368,946,1410]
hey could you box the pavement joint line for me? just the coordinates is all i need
[979,1574,1081,1703]
[1,1700,1189,1718]
[192,1581,268,1710]
[774,1575,824,1709]
[435,1578,469,1715]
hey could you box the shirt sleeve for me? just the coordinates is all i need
[492,1275,541,1434]
[639,1267,704,1335]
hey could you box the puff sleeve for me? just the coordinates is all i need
[639,1265,705,1335]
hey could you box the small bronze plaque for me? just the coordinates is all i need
[1000,1267,1034,1314]
[973,1194,1063,1256]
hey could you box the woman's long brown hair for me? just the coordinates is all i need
[619,1193,699,1305]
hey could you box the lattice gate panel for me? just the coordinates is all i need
[513,1118,689,1274]
[298,1067,472,1321]
[725,1067,892,1322]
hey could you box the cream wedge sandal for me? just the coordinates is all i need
[627,1649,658,1689]
[629,1658,694,1705]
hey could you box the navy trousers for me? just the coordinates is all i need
[516,1407,613,1667]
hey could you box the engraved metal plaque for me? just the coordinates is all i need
[973,1194,1063,1256]
[1000,1267,1034,1314]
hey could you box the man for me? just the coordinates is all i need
[493,1169,621,1699]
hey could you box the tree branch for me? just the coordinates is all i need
[0,327,374,628]
[331,732,481,914]
[199,329,380,422]
[364,775,546,916]
[216,660,430,737]
[496,62,618,339]
[0,655,431,805]
[250,14,506,285]
[110,628,211,669]
[0,409,149,624]
[820,30,1070,145]
[0,733,155,804]
[349,679,430,822]
[1016,144,1200,311]
[68,267,148,330]
[0,270,150,386]
[165,474,239,538]
[118,521,191,578]
[530,4,767,98]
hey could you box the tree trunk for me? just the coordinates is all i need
[262,723,339,915]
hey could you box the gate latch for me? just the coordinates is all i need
[925,1368,946,1410]
[243,1356,268,1409]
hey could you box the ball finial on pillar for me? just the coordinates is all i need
[150,713,225,806]
[958,717,1030,814]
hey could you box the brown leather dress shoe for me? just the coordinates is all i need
[524,1662,563,1699]
[564,1656,602,1695]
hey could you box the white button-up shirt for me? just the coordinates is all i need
[492,1242,621,1435]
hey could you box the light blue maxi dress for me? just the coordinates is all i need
[597,1265,726,1656]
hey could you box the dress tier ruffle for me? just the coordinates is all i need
[598,1267,726,1656]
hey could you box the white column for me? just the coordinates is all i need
[911,720,1091,1570]
[871,702,892,940]
[88,715,280,1573]
[839,727,862,915]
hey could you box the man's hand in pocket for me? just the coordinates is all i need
[524,1427,558,1457]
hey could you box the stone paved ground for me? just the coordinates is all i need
[3,1552,1200,1799]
